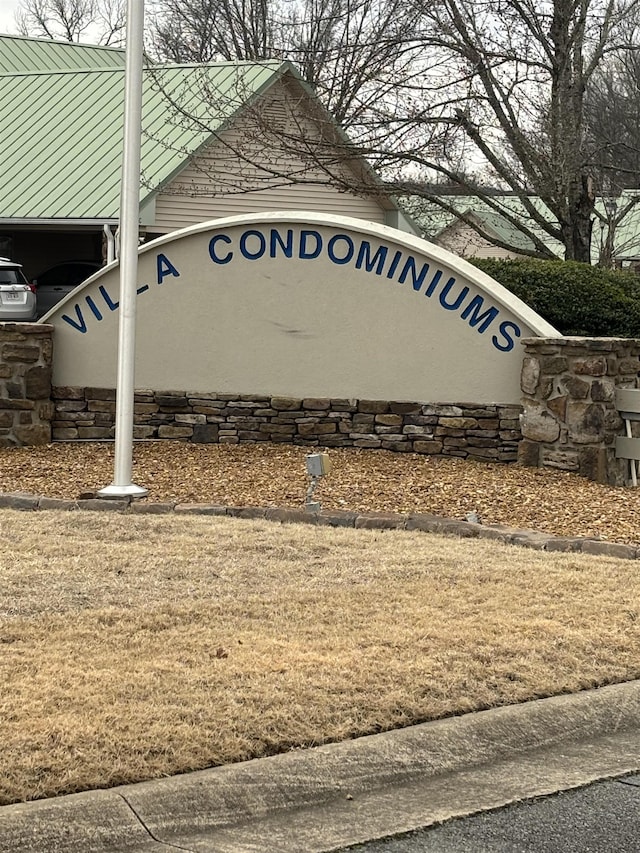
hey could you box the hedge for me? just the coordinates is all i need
[471,258,640,337]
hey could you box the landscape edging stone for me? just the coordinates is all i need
[0,491,636,559]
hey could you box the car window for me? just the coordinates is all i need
[0,269,27,285]
[36,269,63,287]
[37,264,99,288]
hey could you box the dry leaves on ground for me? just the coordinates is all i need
[0,441,639,543]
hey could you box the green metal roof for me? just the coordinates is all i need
[0,33,126,73]
[470,210,539,253]
[414,193,640,263]
[0,35,285,220]
[412,196,565,258]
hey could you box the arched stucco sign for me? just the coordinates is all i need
[42,212,559,404]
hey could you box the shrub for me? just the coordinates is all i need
[471,257,640,337]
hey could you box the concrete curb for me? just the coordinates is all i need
[0,490,637,559]
[1,680,640,852]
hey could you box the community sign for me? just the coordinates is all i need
[42,212,559,404]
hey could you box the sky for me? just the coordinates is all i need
[0,1,22,34]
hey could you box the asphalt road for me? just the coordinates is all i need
[344,775,640,853]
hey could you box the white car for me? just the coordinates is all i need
[0,258,37,321]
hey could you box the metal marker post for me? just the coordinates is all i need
[98,0,147,499]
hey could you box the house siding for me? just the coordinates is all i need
[154,184,385,232]
[436,222,522,260]
[153,82,386,232]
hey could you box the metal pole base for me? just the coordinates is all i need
[97,483,149,499]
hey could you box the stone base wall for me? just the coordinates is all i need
[519,337,640,485]
[0,323,53,446]
[0,329,632,485]
[51,387,522,461]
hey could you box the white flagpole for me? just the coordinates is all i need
[98,0,147,499]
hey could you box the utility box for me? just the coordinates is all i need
[306,453,332,477]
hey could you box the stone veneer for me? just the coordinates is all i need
[4,325,639,484]
[519,337,640,485]
[51,387,522,461]
[0,323,53,446]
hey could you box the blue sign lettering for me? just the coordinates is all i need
[299,230,322,259]
[439,280,469,311]
[424,270,444,297]
[461,296,500,333]
[60,225,524,353]
[62,304,88,333]
[99,284,119,311]
[385,250,403,279]
[157,253,180,284]
[85,295,103,321]
[398,257,430,292]
[327,234,355,265]
[209,234,233,264]
[355,241,388,275]
[270,228,294,258]
[492,321,520,352]
[239,230,266,260]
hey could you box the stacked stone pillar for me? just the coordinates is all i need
[519,337,640,485]
[0,323,53,446]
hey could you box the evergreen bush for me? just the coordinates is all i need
[471,258,640,337]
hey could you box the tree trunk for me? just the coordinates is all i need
[563,176,595,263]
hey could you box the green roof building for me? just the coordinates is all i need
[0,34,413,277]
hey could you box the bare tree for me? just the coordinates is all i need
[151,0,423,126]
[151,0,276,63]
[586,50,640,193]
[583,44,640,266]
[16,0,125,45]
[150,0,640,263]
[391,0,640,264]
[16,0,640,262]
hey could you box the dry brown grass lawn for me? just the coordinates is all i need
[1,508,640,806]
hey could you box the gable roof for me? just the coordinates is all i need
[414,195,565,258]
[437,209,541,255]
[417,192,640,264]
[0,34,288,221]
[0,33,126,72]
